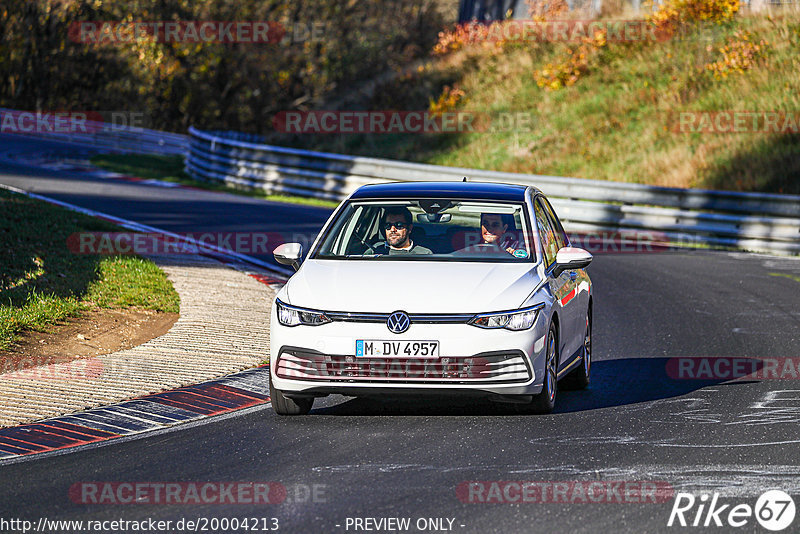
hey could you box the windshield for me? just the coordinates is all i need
[312,199,535,262]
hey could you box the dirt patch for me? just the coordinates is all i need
[0,308,179,374]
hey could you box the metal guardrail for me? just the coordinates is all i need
[183,126,799,255]
[0,108,188,155]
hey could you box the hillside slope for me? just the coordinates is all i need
[274,5,800,194]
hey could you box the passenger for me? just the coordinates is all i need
[368,207,432,255]
[480,213,520,255]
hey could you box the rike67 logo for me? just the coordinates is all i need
[668,490,796,531]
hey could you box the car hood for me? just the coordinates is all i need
[283,259,540,313]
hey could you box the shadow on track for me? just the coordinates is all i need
[305,357,736,416]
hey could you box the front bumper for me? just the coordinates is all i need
[269,305,548,397]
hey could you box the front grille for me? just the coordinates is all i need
[324,311,474,324]
[275,349,531,384]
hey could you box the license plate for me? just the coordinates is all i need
[356,340,439,358]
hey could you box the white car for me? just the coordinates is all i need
[269,181,593,415]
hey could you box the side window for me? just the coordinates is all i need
[339,205,366,255]
[534,200,558,268]
[356,206,381,244]
[540,197,569,250]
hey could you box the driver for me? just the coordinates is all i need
[480,213,520,255]
[368,206,432,255]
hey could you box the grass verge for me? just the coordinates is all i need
[0,187,180,350]
[90,154,339,209]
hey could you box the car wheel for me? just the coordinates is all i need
[563,312,591,390]
[515,321,558,414]
[269,371,313,415]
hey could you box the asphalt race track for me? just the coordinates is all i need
[2,134,800,533]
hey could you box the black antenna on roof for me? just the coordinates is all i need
[462,176,468,182]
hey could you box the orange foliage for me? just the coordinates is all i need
[433,22,507,55]
[526,0,569,21]
[705,30,769,79]
[649,0,740,35]
[533,29,607,91]
[428,85,466,114]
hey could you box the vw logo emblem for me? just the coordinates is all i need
[387,311,410,334]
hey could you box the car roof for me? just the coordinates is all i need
[350,181,538,202]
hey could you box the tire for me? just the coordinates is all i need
[514,321,559,414]
[563,311,591,390]
[270,371,313,415]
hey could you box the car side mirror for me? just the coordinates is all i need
[552,247,592,277]
[274,242,303,271]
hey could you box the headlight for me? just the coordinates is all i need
[275,299,331,327]
[470,304,543,331]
